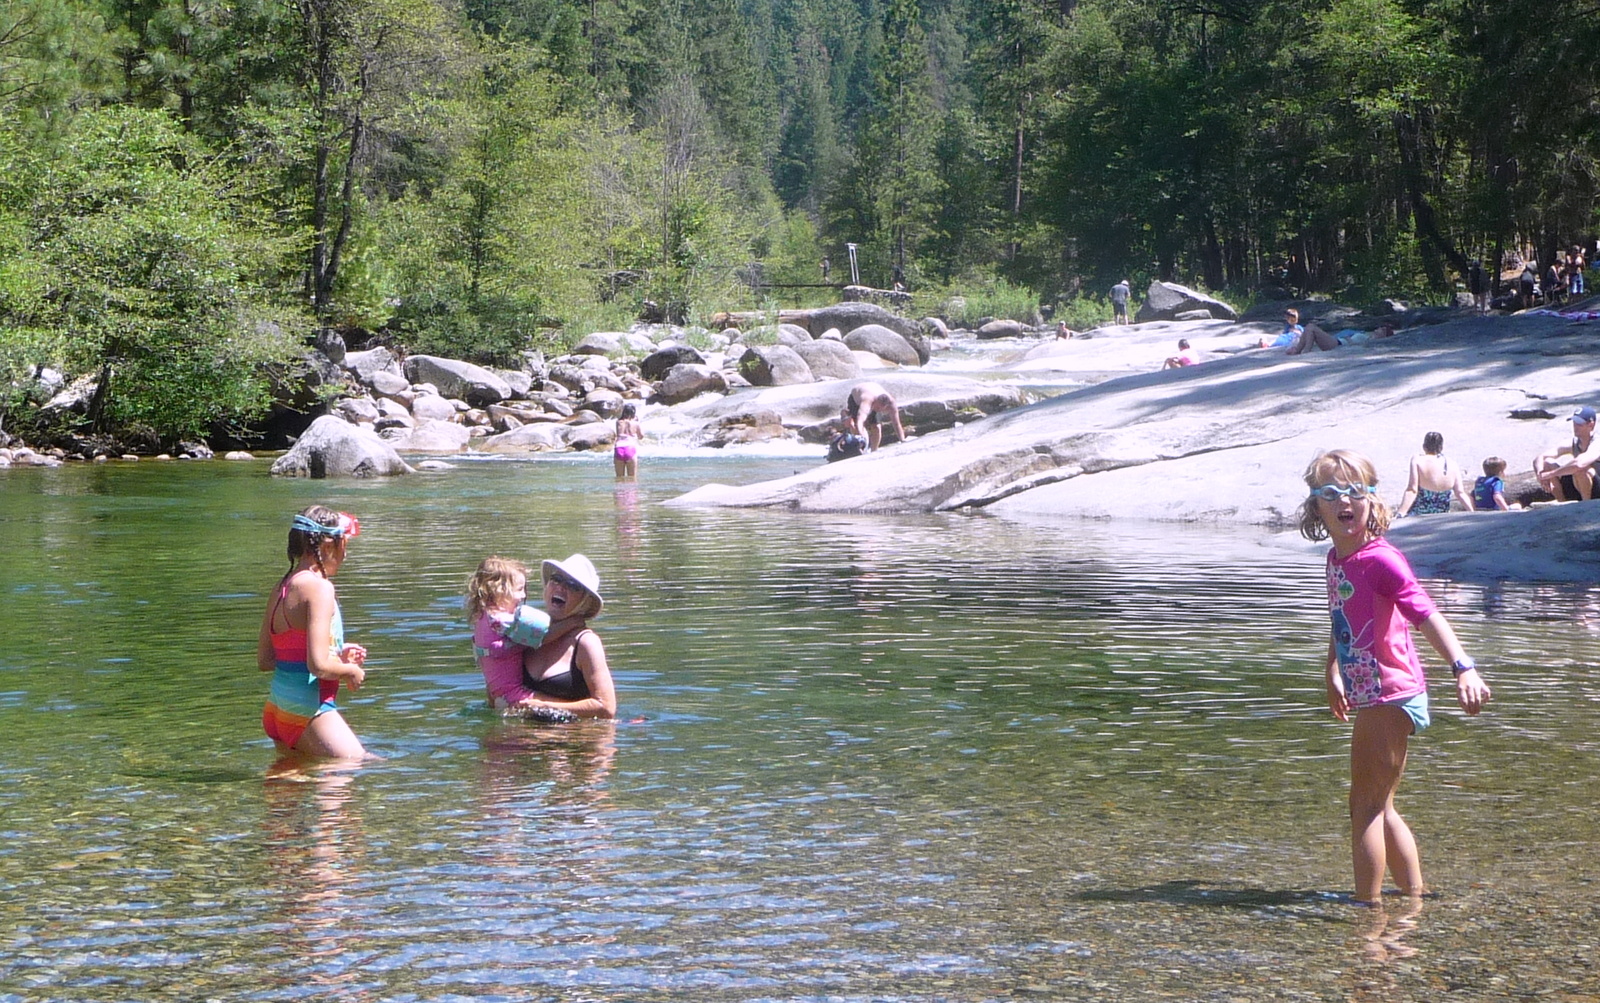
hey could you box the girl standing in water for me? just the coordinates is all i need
[1297,449,1491,903]
[257,506,369,760]
[613,403,642,480]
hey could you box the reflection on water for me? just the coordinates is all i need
[1,457,1599,1000]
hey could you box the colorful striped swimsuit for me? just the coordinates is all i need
[263,573,344,750]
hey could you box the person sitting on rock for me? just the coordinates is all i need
[1258,308,1303,349]
[1162,339,1201,369]
[843,382,906,452]
[1534,406,1600,501]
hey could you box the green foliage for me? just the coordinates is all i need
[0,106,301,441]
[935,277,1040,327]
[1053,296,1113,332]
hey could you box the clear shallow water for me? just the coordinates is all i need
[2,454,1599,1002]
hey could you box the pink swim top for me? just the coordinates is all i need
[1325,537,1438,709]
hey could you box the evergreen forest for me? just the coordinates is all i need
[1,0,1597,442]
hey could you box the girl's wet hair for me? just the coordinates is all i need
[465,556,529,621]
[287,505,344,572]
[1297,449,1393,542]
[1423,431,1444,454]
[619,402,637,420]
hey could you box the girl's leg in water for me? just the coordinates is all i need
[1349,704,1422,902]
[298,710,367,761]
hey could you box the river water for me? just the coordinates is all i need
[2,451,1598,1002]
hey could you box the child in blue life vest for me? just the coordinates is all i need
[1472,457,1510,511]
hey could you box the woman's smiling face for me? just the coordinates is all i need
[543,569,583,616]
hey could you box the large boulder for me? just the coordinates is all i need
[804,302,920,341]
[478,423,566,452]
[344,346,403,384]
[791,339,862,380]
[270,415,413,478]
[562,422,616,452]
[403,355,512,406]
[389,418,472,453]
[655,364,728,404]
[844,324,922,366]
[738,345,815,386]
[641,345,708,380]
[1135,281,1239,323]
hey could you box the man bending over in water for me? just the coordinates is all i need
[843,382,906,452]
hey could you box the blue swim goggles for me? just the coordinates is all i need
[291,512,361,538]
[1309,483,1375,502]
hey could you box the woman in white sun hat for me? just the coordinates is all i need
[518,554,617,719]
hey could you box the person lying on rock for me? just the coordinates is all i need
[1285,323,1395,355]
[843,382,906,451]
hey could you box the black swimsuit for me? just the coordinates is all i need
[523,630,593,699]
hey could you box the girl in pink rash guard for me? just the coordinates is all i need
[1296,449,1492,905]
[465,557,542,710]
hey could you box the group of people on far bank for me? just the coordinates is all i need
[1389,406,1600,515]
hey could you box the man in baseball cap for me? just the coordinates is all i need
[1534,406,1600,501]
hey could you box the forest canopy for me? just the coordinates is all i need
[1,0,1597,439]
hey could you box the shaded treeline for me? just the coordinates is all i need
[0,0,1596,441]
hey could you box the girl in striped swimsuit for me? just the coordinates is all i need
[257,506,369,760]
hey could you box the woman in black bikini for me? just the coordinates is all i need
[519,554,617,719]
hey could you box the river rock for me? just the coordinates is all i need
[562,422,615,451]
[375,414,415,433]
[623,330,658,353]
[844,325,921,366]
[479,423,565,452]
[640,345,705,380]
[403,355,512,406]
[411,393,457,422]
[271,415,413,478]
[224,450,255,460]
[792,339,861,380]
[495,368,533,397]
[1135,281,1239,323]
[921,316,952,338]
[344,346,401,384]
[390,418,472,453]
[656,364,728,404]
[582,388,625,417]
[696,409,790,448]
[574,332,623,356]
[335,396,381,424]
[778,323,813,346]
[976,318,1026,340]
[375,397,410,419]
[313,328,346,364]
[804,302,920,341]
[738,345,814,386]
[369,369,410,398]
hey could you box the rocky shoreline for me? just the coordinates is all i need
[669,301,1600,582]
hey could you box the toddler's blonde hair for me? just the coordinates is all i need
[1296,449,1392,542]
[465,556,528,621]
